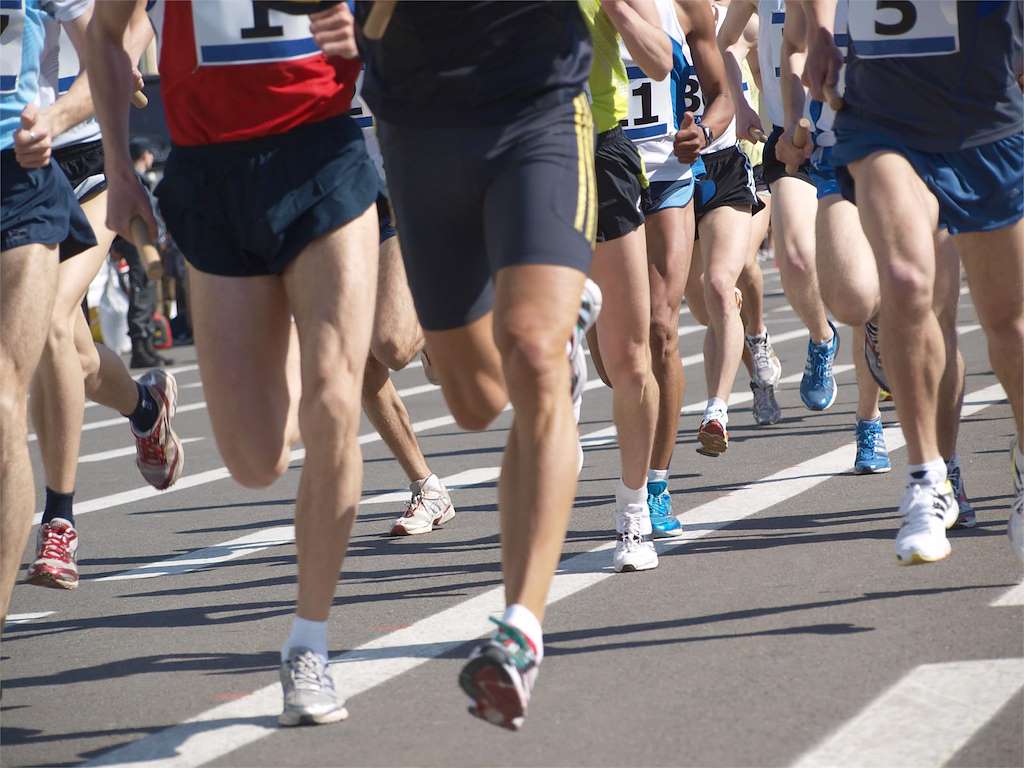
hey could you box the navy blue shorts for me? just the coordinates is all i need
[377,195,397,243]
[378,93,595,331]
[1,150,97,260]
[833,131,1024,235]
[156,115,379,277]
[808,147,841,200]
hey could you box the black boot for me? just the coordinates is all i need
[146,338,174,367]
[130,339,162,369]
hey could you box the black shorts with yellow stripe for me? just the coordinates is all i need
[378,91,596,331]
[594,126,646,242]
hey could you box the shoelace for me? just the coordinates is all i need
[750,336,771,373]
[857,424,878,457]
[403,492,424,518]
[807,339,834,382]
[290,652,329,690]
[40,525,75,561]
[137,422,166,464]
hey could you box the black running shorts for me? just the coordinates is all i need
[762,125,814,188]
[156,115,379,277]
[594,126,646,242]
[378,92,596,331]
[694,145,761,223]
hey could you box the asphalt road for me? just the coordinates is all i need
[3,267,1022,768]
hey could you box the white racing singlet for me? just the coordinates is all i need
[38,22,101,150]
[350,67,386,194]
[810,0,848,158]
[757,0,785,127]
[683,1,737,154]
[620,0,693,183]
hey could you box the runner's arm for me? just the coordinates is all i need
[801,0,840,101]
[603,0,672,80]
[675,0,733,141]
[776,0,810,168]
[87,0,158,241]
[717,0,762,141]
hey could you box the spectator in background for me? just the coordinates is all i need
[115,137,172,368]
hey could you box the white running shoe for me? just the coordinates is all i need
[1009,439,1023,562]
[745,331,782,388]
[895,480,956,565]
[390,474,455,536]
[132,369,184,490]
[613,503,659,573]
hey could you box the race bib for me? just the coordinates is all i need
[0,0,25,94]
[848,0,959,58]
[192,1,320,67]
[620,65,673,141]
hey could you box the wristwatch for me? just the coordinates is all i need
[699,123,714,147]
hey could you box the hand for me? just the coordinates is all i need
[104,168,159,244]
[803,28,843,102]
[774,123,811,170]
[310,2,358,59]
[673,112,706,164]
[13,104,54,169]
[735,102,766,143]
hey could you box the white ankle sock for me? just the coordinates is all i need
[615,478,646,508]
[908,458,946,487]
[647,468,669,484]
[502,603,543,662]
[704,397,728,425]
[282,616,328,661]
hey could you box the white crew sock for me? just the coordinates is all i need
[615,479,651,534]
[704,397,728,425]
[502,603,544,662]
[615,478,646,508]
[908,458,946,487]
[282,616,328,661]
[411,473,441,493]
[647,468,669,484]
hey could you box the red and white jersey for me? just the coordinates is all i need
[148,0,359,146]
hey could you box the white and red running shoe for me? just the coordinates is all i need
[132,369,184,490]
[459,618,539,731]
[25,519,79,590]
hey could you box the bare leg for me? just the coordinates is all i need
[934,232,966,458]
[371,235,423,370]
[849,152,944,466]
[591,228,659,488]
[646,202,694,471]
[362,355,430,481]
[770,177,831,342]
[739,193,771,338]
[1,244,59,621]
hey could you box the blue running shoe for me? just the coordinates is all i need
[854,417,891,474]
[800,320,840,411]
[647,480,681,537]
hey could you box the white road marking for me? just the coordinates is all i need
[93,466,504,581]
[790,658,1024,768]
[990,581,1024,607]
[29,402,209,443]
[43,324,982,524]
[78,438,204,464]
[84,382,1006,768]
[4,611,55,625]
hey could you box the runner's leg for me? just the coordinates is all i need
[0,244,58,620]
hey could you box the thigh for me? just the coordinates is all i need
[685,239,709,325]
[372,234,422,368]
[954,218,1024,326]
[593,228,652,350]
[53,191,117,322]
[770,176,818,255]
[188,265,295,452]
[0,244,59,387]
[816,194,880,306]
[284,204,379,389]
[699,205,752,283]
[646,203,694,320]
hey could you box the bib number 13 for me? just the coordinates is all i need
[848,0,959,58]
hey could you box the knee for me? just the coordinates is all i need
[495,324,566,401]
[372,332,422,371]
[299,369,362,447]
[226,448,290,489]
[705,274,740,316]
[881,261,933,316]
[778,239,816,277]
[649,312,679,362]
[822,286,874,327]
[602,338,651,393]
[79,341,100,384]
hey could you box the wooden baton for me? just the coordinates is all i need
[785,118,811,175]
[824,83,844,112]
[363,1,396,40]
[130,216,164,280]
[131,90,148,109]
[749,127,768,143]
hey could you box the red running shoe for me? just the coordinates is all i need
[133,369,184,490]
[25,519,79,590]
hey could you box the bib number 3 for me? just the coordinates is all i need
[848,0,959,58]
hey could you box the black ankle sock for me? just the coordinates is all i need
[42,487,75,526]
[128,382,159,433]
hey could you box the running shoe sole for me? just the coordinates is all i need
[389,504,455,536]
[897,546,951,566]
[459,655,527,731]
[25,565,78,590]
[854,464,892,475]
[697,431,728,456]
[278,705,349,727]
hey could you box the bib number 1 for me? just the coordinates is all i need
[848,0,959,58]
[620,65,672,141]
[192,0,319,67]
[0,0,24,94]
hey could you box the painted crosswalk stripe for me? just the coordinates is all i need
[78,438,204,464]
[4,611,55,625]
[84,382,1005,768]
[790,658,1024,768]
